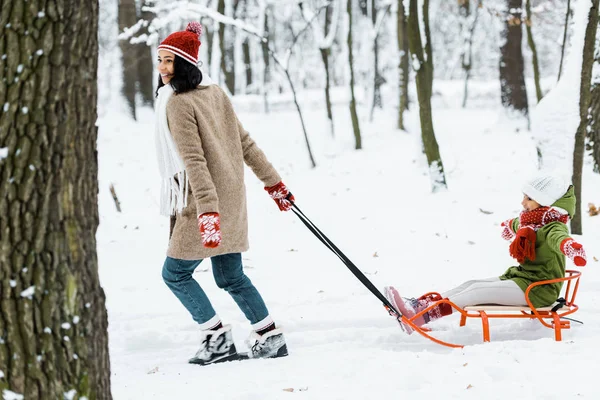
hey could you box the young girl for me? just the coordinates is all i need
[385,175,587,334]
[154,22,292,364]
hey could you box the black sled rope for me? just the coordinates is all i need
[288,198,403,320]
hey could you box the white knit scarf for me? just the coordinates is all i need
[154,73,215,216]
[155,84,188,216]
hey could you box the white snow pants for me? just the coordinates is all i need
[441,277,527,309]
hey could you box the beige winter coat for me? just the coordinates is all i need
[166,84,281,260]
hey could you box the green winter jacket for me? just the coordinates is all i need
[499,186,576,308]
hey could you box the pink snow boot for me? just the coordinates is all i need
[384,286,452,335]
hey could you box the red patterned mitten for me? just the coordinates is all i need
[197,212,222,248]
[501,219,516,241]
[265,181,295,212]
[560,238,587,267]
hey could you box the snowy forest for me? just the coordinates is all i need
[1,0,600,399]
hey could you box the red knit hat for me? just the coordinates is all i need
[157,22,202,65]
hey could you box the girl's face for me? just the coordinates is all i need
[157,50,175,85]
[522,194,541,211]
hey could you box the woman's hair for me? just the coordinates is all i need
[155,55,203,97]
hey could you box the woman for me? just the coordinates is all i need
[154,22,293,365]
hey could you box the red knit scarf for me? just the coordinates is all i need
[509,206,569,263]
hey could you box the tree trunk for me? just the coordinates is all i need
[558,0,571,81]
[461,0,481,108]
[590,83,600,173]
[218,0,237,94]
[369,0,383,121]
[118,0,138,119]
[206,21,214,71]
[499,0,529,116]
[262,5,271,113]
[240,0,252,93]
[571,0,599,234]
[0,1,112,399]
[137,0,155,106]
[459,0,471,106]
[422,0,433,99]
[525,0,543,102]
[397,0,410,130]
[590,24,600,174]
[348,0,362,149]
[407,0,447,191]
[321,3,335,137]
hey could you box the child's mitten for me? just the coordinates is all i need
[501,219,516,241]
[560,238,587,267]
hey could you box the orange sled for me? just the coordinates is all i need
[387,270,582,348]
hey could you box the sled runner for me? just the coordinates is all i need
[288,198,583,348]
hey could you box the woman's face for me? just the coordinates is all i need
[522,194,541,211]
[157,50,175,85]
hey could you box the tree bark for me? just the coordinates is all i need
[118,0,138,119]
[369,0,383,121]
[218,0,237,94]
[407,0,447,191]
[397,0,410,130]
[422,0,433,99]
[137,0,155,106]
[461,0,481,108]
[0,1,112,399]
[558,0,572,81]
[206,20,214,72]
[499,0,529,116]
[348,0,362,149]
[262,5,271,113]
[320,3,335,137]
[571,0,599,234]
[525,0,543,102]
[240,0,252,93]
[590,83,600,173]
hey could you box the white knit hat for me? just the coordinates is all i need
[522,175,569,206]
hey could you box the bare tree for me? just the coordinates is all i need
[589,22,600,173]
[525,0,543,102]
[119,0,139,118]
[299,0,340,138]
[348,0,363,149]
[499,0,528,117]
[217,0,238,94]
[397,0,410,129]
[137,0,156,106]
[558,0,572,80]
[460,0,481,108]
[572,0,599,234]
[590,82,600,173]
[407,0,447,191]
[240,0,253,93]
[368,1,391,122]
[0,1,112,399]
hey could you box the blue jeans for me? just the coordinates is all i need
[162,253,270,327]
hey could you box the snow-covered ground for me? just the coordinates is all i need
[97,79,600,399]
